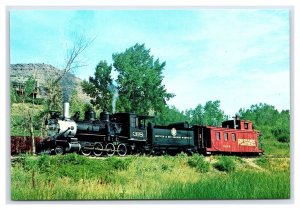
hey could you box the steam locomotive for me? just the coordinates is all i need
[37,102,264,156]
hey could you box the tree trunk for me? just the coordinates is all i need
[28,113,35,154]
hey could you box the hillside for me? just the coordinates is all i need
[10,63,90,102]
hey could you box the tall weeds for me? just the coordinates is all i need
[11,154,290,200]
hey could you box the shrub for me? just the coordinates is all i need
[176,152,188,162]
[161,164,170,171]
[21,155,37,171]
[177,152,188,158]
[106,157,131,170]
[58,153,88,165]
[38,155,51,173]
[234,156,246,164]
[255,156,270,168]
[272,126,290,143]
[214,156,236,172]
[187,155,210,173]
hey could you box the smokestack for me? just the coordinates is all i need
[64,102,70,119]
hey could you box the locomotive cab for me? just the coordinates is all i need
[128,114,154,141]
[110,113,154,141]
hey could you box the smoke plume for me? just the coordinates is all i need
[112,86,119,114]
[61,74,76,103]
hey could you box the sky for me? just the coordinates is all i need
[10,9,290,116]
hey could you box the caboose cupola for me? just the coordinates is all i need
[222,116,253,130]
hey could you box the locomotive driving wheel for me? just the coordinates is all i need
[81,146,92,156]
[105,143,115,156]
[93,143,103,157]
[117,143,127,156]
[55,145,64,155]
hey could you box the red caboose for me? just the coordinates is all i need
[194,117,264,155]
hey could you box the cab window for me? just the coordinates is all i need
[130,116,136,128]
[138,119,145,129]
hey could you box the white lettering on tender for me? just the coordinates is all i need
[154,135,192,140]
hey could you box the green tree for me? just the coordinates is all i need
[238,103,290,143]
[10,83,18,105]
[12,76,39,154]
[25,76,37,104]
[113,43,174,115]
[44,33,93,113]
[238,103,279,126]
[202,100,227,126]
[81,61,113,111]
[186,104,205,125]
[186,101,226,126]
[271,110,290,143]
[69,90,92,119]
[16,76,37,104]
[44,77,63,112]
[155,105,190,126]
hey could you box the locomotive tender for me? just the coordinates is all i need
[38,102,263,156]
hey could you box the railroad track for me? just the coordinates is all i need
[10,153,290,160]
[263,155,290,159]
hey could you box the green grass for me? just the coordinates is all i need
[11,154,290,200]
[153,170,290,199]
[262,140,290,157]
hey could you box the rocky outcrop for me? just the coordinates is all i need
[10,63,90,102]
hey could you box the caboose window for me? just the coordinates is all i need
[232,133,236,141]
[216,132,220,140]
[224,133,228,141]
[244,123,248,129]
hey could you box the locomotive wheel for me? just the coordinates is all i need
[144,148,153,156]
[105,143,115,156]
[55,145,64,155]
[81,147,92,156]
[93,143,103,157]
[117,143,127,156]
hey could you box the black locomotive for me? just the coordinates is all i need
[38,102,195,156]
[38,102,263,156]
